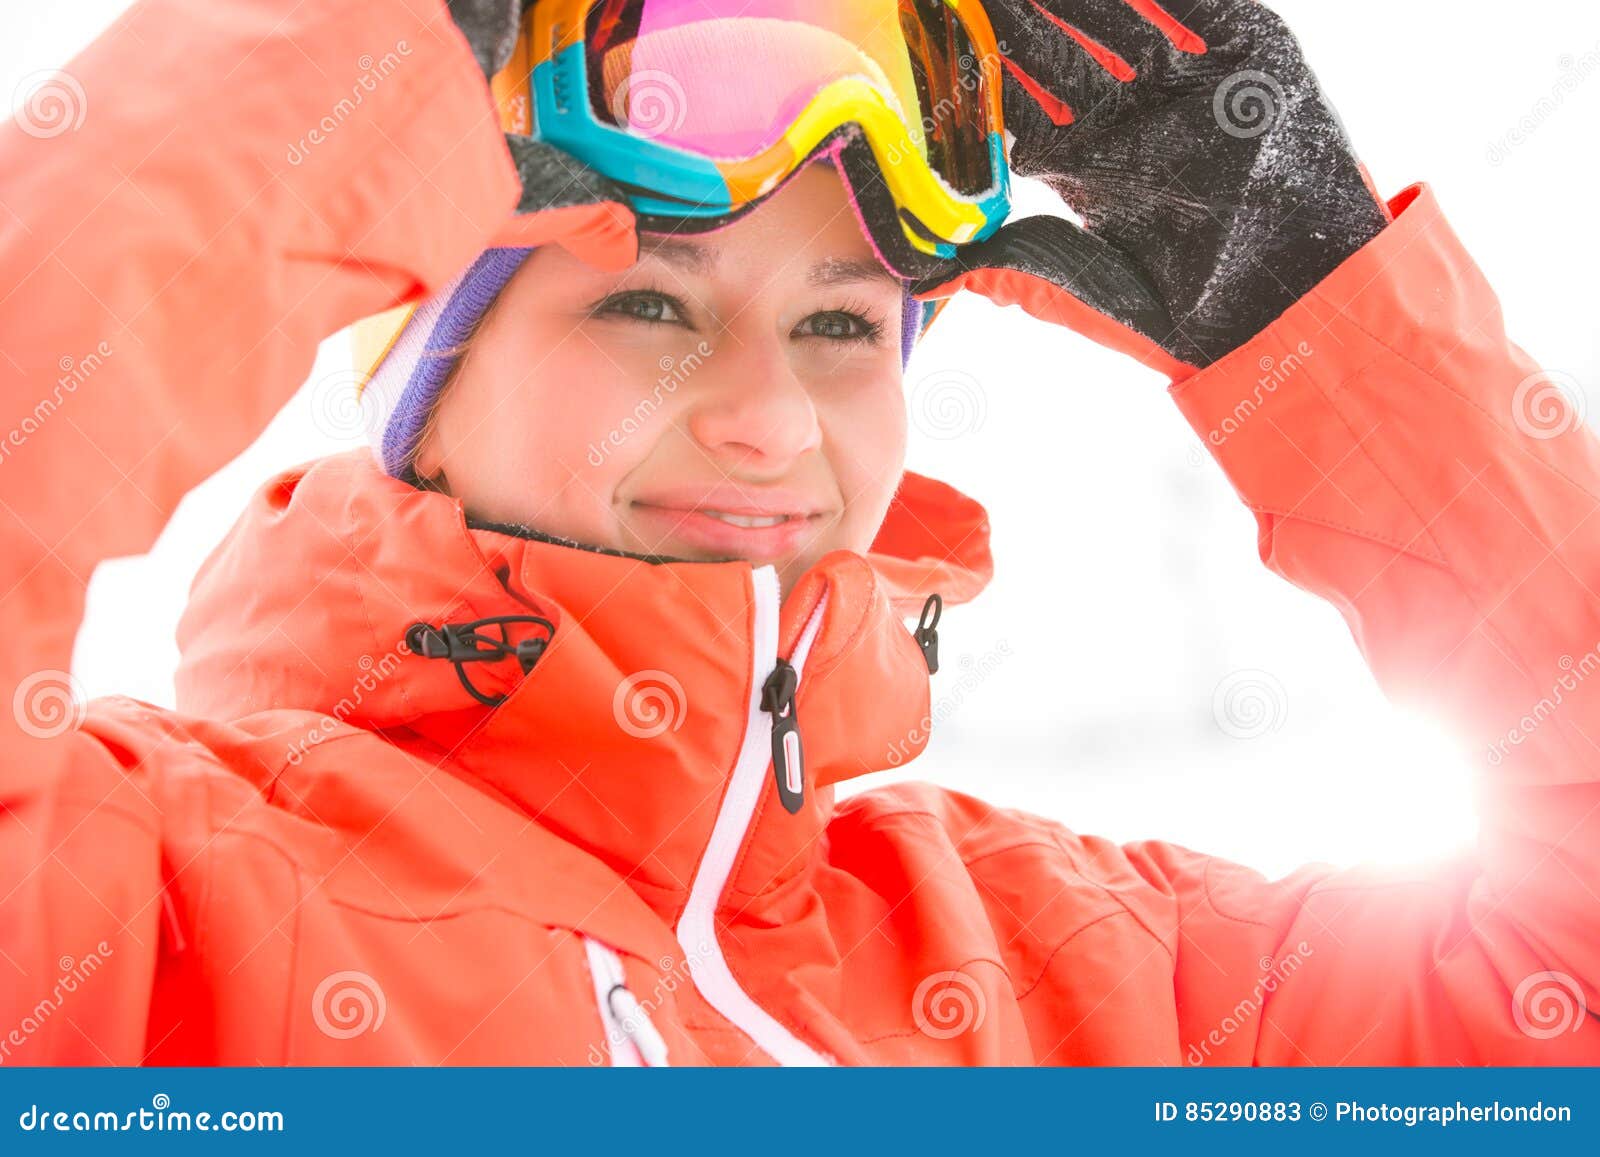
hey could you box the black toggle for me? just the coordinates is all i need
[404,614,554,708]
[914,593,942,675]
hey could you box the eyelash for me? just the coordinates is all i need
[807,296,886,345]
[593,287,886,346]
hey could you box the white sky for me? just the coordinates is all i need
[7,2,1600,877]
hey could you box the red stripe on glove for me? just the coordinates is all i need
[1000,56,1075,125]
[1121,0,1207,54]
[1026,0,1138,82]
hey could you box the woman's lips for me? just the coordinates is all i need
[627,502,823,559]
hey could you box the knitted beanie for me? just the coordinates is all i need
[358,245,923,479]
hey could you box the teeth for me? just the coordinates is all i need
[701,510,789,529]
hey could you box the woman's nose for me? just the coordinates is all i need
[684,337,823,472]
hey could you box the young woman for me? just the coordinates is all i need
[2,0,1596,1066]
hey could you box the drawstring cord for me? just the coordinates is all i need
[404,614,554,707]
[606,982,671,1067]
[407,593,940,710]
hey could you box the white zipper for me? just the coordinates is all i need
[583,935,669,1067]
[674,565,832,1067]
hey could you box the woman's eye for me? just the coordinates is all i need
[798,310,882,343]
[598,291,684,325]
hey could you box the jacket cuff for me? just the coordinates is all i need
[291,0,523,297]
[1167,184,1469,565]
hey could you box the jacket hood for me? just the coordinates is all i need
[174,451,992,919]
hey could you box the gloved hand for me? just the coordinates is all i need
[496,136,637,268]
[442,3,638,264]
[914,0,1391,374]
[446,0,528,79]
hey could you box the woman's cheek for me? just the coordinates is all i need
[826,364,907,503]
[528,341,649,472]
[534,339,695,541]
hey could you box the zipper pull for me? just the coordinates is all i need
[914,593,942,674]
[761,659,805,814]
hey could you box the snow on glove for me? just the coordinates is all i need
[914,0,1391,375]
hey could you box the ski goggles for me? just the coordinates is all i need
[496,0,1011,272]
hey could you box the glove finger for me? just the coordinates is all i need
[1000,70,1092,179]
[447,0,524,78]
[1051,0,1206,73]
[502,136,627,213]
[493,135,638,267]
[986,0,1124,124]
[1129,0,1252,49]
[911,215,1198,378]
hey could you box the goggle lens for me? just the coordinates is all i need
[585,0,994,194]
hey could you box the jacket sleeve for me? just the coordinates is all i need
[1127,184,1600,1064]
[0,0,520,1062]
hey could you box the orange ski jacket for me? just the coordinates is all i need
[2,0,1597,1065]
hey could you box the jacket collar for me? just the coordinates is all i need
[175,451,993,925]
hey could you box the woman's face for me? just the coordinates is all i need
[414,164,909,595]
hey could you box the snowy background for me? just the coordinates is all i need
[7,2,1599,877]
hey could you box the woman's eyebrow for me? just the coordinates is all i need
[636,237,898,290]
[807,255,901,289]
[637,235,718,275]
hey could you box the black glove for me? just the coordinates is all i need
[446,0,528,80]
[916,0,1390,371]
[502,136,629,220]
[441,5,637,261]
